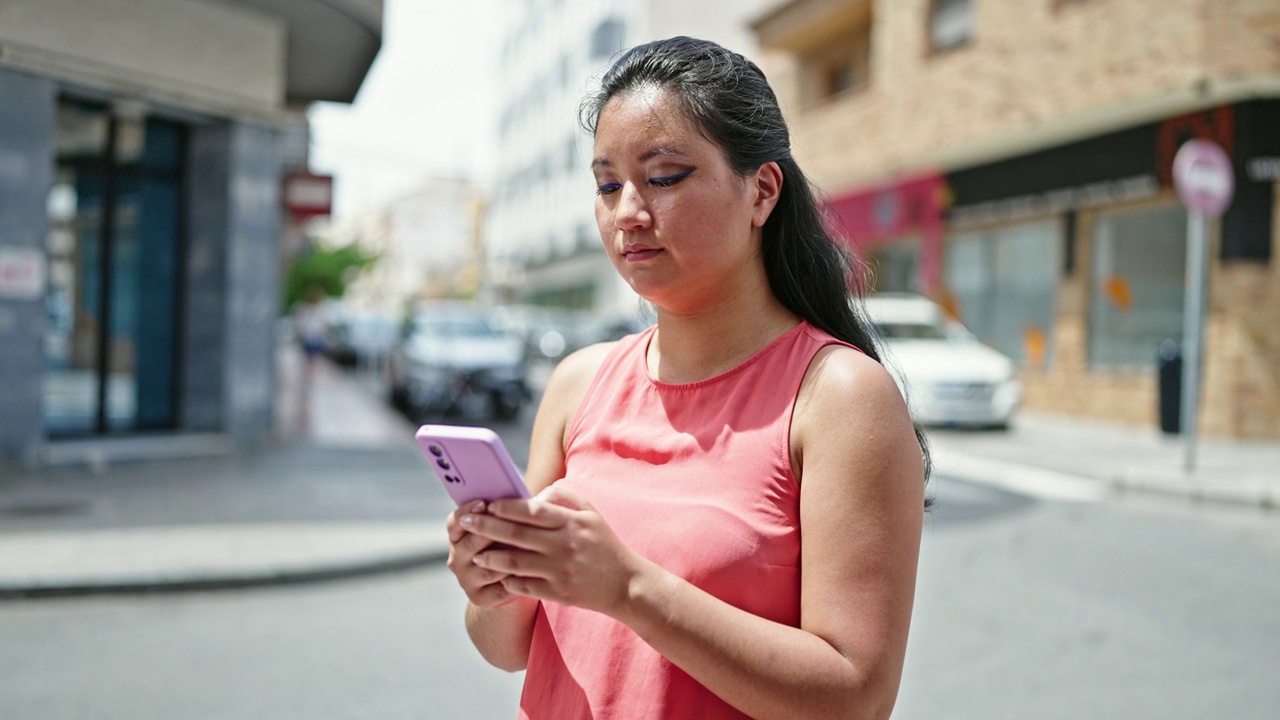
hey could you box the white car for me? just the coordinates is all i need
[388,302,529,421]
[861,293,1021,429]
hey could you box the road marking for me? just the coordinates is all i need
[933,449,1110,503]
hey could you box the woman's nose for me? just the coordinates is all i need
[615,183,651,230]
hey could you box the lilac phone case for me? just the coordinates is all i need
[415,425,531,507]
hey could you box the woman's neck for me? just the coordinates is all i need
[647,289,799,384]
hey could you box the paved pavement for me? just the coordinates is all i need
[0,346,1275,598]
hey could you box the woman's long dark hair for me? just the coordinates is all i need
[581,36,932,490]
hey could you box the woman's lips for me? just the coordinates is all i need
[623,248,662,262]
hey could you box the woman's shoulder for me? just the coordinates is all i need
[796,343,910,434]
[539,341,621,418]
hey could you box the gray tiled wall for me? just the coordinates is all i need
[222,122,281,449]
[182,125,231,432]
[0,69,54,468]
[182,121,281,448]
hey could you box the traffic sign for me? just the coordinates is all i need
[1172,140,1234,216]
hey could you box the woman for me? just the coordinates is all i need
[447,37,929,720]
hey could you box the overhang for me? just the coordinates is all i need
[751,0,871,54]
[227,0,382,104]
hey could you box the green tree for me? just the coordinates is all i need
[282,243,378,312]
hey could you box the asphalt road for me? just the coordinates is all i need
[1,403,1276,719]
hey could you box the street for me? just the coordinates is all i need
[1,403,1276,719]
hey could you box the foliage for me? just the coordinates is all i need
[282,243,377,312]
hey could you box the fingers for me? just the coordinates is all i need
[537,483,593,511]
[446,501,487,543]
[486,487,592,527]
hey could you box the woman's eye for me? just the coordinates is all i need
[648,170,694,188]
[596,182,621,196]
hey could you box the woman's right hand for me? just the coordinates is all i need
[446,501,522,608]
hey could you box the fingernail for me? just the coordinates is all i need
[460,515,474,527]
[471,501,486,513]
[473,553,487,567]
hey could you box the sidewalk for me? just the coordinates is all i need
[1,347,1275,599]
[0,346,454,598]
[930,412,1280,508]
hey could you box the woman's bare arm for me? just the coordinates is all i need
[452,342,614,671]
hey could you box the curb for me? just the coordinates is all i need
[935,447,1277,510]
[0,522,453,601]
[0,547,450,600]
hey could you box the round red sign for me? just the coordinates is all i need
[1172,140,1235,216]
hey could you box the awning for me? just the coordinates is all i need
[227,0,382,104]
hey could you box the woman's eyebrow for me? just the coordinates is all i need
[591,147,686,169]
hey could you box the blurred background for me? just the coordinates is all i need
[0,1,1278,718]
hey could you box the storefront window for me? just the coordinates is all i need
[946,219,1059,366]
[869,237,921,293]
[43,100,185,436]
[1088,203,1186,369]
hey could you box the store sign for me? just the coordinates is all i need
[1247,157,1280,182]
[283,172,334,220]
[949,174,1159,224]
[0,247,45,300]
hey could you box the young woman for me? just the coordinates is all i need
[446,37,930,720]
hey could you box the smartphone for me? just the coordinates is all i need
[415,424,531,507]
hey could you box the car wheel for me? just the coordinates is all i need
[491,395,521,421]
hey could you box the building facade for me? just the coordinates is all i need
[0,0,382,467]
[337,176,486,313]
[754,0,1280,439]
[485,0,766,318]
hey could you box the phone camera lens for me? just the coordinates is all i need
[428,444,443,457]
[437,458,451,470]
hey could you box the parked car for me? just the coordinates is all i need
[387,302,529,421]
[325,310,398,371]
[862,293,1021,429]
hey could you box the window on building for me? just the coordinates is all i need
[946,220,1060,367]
[869,238,922,293]
[929,0,973,53]
[591,18,625,60]
[799,16,872,106]
[44,99,185,436]
[1088,203,1186,369]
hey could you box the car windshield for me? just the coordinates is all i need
[414,316,499,339]
[874,322,949,341]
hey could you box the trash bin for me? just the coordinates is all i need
[1157,339,1182,434]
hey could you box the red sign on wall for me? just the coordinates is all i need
[283,172,334,221]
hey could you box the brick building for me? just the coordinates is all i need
[754,0,1280,439]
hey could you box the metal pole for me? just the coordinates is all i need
[1181,209,1208,473]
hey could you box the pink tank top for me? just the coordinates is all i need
[518,321,851,719]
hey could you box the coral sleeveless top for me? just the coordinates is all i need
[518,321,852,720]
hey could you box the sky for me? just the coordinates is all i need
[307,0,500,220]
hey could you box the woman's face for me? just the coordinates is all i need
[591,88,775,313]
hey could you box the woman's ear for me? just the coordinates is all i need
[750,161,783,228]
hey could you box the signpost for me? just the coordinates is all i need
[1171,140,1234,473]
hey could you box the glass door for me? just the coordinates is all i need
[43,100,184,436]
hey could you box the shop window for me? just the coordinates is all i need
[44,99,185,436]
[929,0,973,53]
[1088,203,1186,369]
[869,238,922,293]
[799,18,872,107]
[946,220,1060,366]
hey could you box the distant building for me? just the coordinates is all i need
[754,0,1280,439]
[0,0,382,467]
[338,176,486,314]
[485,0,766,317]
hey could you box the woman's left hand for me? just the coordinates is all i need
[461,484,647,618]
